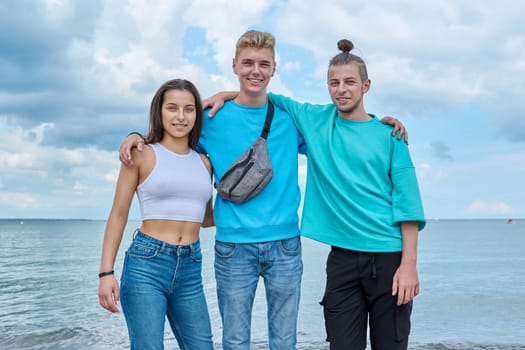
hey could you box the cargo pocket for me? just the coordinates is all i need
[319,295,332,342]
[394,300,413,342]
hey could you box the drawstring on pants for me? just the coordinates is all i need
[369,254,377,279]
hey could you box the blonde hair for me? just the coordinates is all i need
[235,30,276,59]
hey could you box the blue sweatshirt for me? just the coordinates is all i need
[197,100,304,243]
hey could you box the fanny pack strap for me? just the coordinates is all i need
[260,101,274,140]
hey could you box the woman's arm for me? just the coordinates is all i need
[98,158,140,313]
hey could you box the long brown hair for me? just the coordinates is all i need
[145,79,203,149]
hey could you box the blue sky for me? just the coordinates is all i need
[1,0,524,220]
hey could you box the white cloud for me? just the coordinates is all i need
[0,191,38,209]
[0,118,119,218]
[468,200,512,215]
[416,145,525,219]
[73,181,89,195]
[103,169,119,183]
[185,0,274,74]
[280,61,301,73]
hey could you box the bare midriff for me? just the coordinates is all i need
[140,219,201,245]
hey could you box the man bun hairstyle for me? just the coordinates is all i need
[337,39,354,53]
[329,38,368,82]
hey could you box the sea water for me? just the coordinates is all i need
[0,219,523,349]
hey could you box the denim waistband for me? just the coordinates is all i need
[133,229,200,255]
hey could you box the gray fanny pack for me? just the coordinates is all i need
[216,102,274,204]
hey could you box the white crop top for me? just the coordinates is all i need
[136,143,212,222]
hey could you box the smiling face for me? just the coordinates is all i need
[232,47,276,99]
[161,89,197,142]
[327,62,370,119]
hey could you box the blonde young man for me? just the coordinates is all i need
[197,30,305,350]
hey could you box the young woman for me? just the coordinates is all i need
[98,79,214,349]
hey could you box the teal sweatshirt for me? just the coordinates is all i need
[269,93,425,252]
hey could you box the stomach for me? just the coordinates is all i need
[140,219,201,245]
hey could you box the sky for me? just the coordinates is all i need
[1,0,524,220]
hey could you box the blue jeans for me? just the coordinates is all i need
[120,230,213,350]
[214,236,303,350]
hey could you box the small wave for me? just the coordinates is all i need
[409,342,525,350]
[1,331,524,350]
[239,341,525,350]
[0,327,124,350]
[229,342,525,350]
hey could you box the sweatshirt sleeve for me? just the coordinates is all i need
[390,139,426,231]
[268,93,304,125]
